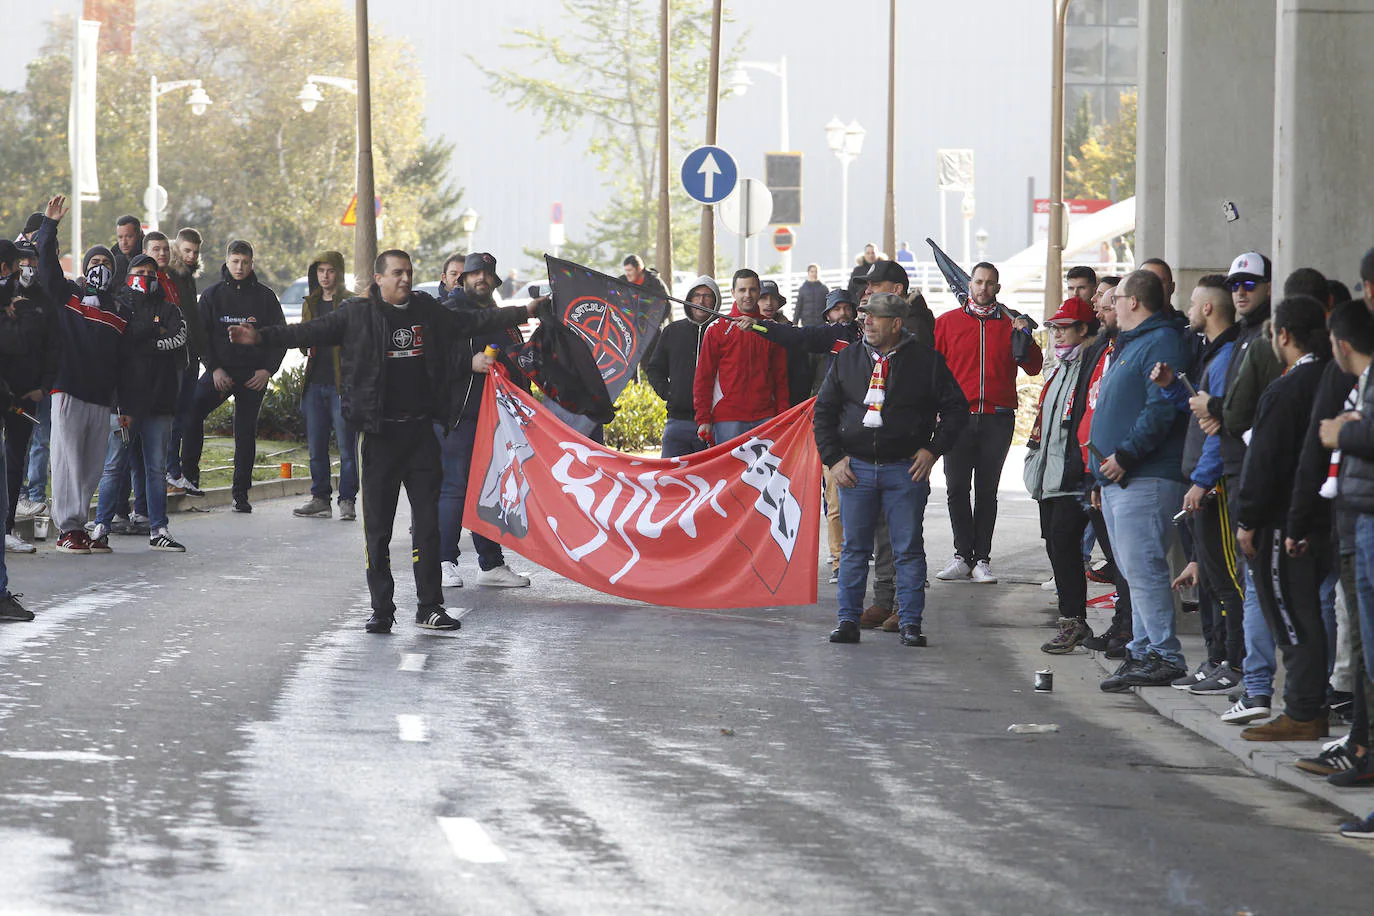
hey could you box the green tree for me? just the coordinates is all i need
[1065,89,1136,201]
[1063,94,1094,177]
[0,0,462,291]
[476,0,742,273]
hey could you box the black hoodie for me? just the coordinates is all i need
[0,272,59,396]
[198,264,286,376]
[115,279,187,417]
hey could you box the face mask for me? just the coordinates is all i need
[17,265,36,287]
[85,263,112,292]
[126,273,158,295]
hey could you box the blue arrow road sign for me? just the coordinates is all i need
[680,146,738,205]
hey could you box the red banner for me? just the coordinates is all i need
[464,367,822,608]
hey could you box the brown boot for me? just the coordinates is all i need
[1240,712,1329,742]
[881,613,899,632]
[859,605,890,628]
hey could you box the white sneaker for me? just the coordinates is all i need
[441,561,464,588]
[971,561,998,584]
[5,532,36,554]
[475,564,531,588]
[1040,576,1057,591]
[15,498,47,519]
[935,557,971,581]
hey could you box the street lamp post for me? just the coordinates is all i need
[826,117,865,273]
[147,76,212,231]
[729,57,789,282]
[1047,0,1072,319]
[458,208,480,253]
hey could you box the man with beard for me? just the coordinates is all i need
[645,276,719,459]
[230,249,542,634]
[32,195,130,554]
[693,269,789,445]
[166,228,206,496]
[183,240,286,513]
[437,253,531,589]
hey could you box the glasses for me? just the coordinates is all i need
[1228,279,1260,292]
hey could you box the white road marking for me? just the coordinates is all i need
[396,714,427,742]
[2,750,121,763]
[399,653,427,672]
[450,607,471,621]
[437,817,508,863]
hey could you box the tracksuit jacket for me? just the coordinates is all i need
[693,302,789,426]
[934,304,1043,414]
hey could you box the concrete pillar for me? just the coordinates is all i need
[1134,0,1169,267]
[1273,0,1374,287]
[1163,0,1276,300]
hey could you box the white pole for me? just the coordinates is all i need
[963,210,972,267]
[147,75,159,231]
[738,178,750,270]
[939,189,948,253]
[839,158,850,273]
[71,22,82,263]
[778,57,791,296]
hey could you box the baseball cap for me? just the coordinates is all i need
[858,292,907,318]
[1227,251,1271,284]
[1047,296,1095,326]
[864,259,910,292]
[758,279,787,304]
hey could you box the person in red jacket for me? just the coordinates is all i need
[934,262,1043,583]
[693,269,789,444]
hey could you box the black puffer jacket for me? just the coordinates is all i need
[643,316,709,421]
[814,332,969,466]
[255,288,530,435]
[1337,372,1374,516]
[794,280,828,328]
[199,265,286,376]
[115,284,187,417]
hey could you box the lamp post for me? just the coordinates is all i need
[458,208,480,253]
[147,76,212,231]
[826,117,865,272]
[298,73,372,286]
[1047,0,1072,319]
[975,227,989,262]
[729,57,789,282]
[697,0,723,277]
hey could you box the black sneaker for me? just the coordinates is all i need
[1330,690,1355,724]
[183,480,205,497]
[1083,624,1130,653]
[365,610,395,634]
[1172,659,1220,690]
[1188,664,1243,696]
[149,529,186,552]
[1100,656,1148,693]
[829,620,860,643]
[898,622,926,647]
[1296,740,1358,777]
[416,606,461,631]
[232,498,252,514]
[1328,752,1374,788]
[0,592,34,622]
[1121,652,1187,688]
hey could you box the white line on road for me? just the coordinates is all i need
[396,714,428,742]
[437,817,508,863]
[398,653,427,671]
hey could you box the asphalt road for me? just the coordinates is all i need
[1,491,1370,915]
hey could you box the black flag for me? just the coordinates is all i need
[533,255,671,435]
[926,237,971,306]
[512,298,617,425]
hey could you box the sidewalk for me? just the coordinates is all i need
[958,453,1374,819]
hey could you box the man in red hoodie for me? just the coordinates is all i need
[693,269,789,444]
[934,262,1043,583]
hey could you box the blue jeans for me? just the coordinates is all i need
[1241,562,1277,698]
[837,458,931,627]
[1101,477,1187,667]
[1321,569,1338,676]
[301,383,358,501]
[167,359,200,479]
[661,417,706,459]
[104,426,148,520]
[96,416,172,531]
[23,394,51,502]
[1353,515,1374,682]
[712,418,767,445]
[435,418,504,570]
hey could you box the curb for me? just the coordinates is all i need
[1084,605,1374,818]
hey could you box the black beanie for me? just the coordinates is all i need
[22,212,43,235]
[82,245,115,275]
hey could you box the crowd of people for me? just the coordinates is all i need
[0,195,537,632]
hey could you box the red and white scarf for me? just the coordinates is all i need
[862,353,889,428]
[1322,369,1367,499]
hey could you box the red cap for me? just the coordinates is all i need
[1047,296,1095,326]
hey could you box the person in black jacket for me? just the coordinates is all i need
[1235,295,1332,742]
[644,275,718,459]
[90,256,188,553]
[231,248,540,635]
[1,241,57,554]
[181,240,286,512]
[815,293,968,648]
[438,252,532,590]
[794,264,828,328]
[758,280,813,409]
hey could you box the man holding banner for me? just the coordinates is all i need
[815,293,969,648]
[693,269,789,445]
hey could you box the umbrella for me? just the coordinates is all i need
[924,237,1038,330]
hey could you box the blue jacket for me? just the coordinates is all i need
[1161,333,1235,488]
[1089,309,1192,484]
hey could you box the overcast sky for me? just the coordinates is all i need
[8,1,1055,279]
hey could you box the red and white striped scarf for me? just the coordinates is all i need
[862,352,889,428]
